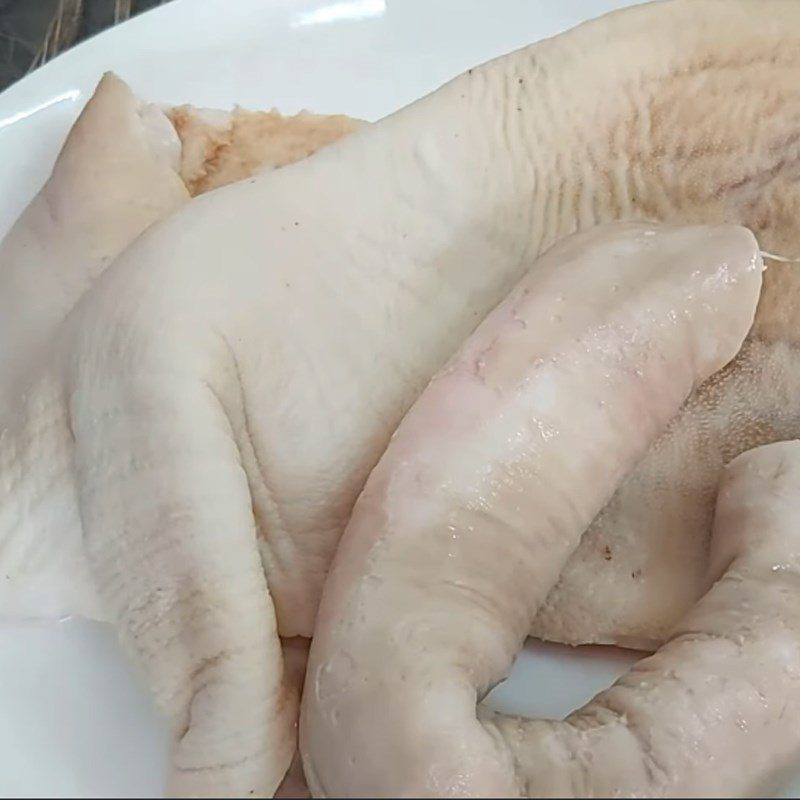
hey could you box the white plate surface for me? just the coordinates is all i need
[0,0,795,797]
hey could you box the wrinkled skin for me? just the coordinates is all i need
[5,0,800,794]
[302,222,792,798]
[0,75,356,623]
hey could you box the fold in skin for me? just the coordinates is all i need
[302,223,766,797]
[7,0,800,795]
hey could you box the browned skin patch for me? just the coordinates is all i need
[168,105,364,196]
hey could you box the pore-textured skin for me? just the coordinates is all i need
[4,0,800,794]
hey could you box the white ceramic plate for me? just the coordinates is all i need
[0,0,795,797]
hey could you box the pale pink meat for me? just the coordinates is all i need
[301,222,766,797]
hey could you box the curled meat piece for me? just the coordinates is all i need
[301,222,766,797]
[494,440,800,797]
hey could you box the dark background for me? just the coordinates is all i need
[0,0,172,91]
